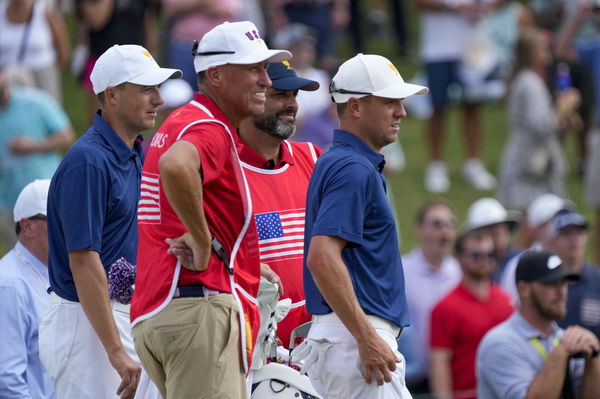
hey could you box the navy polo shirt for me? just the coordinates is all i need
[303,129,410,328]
[47,112,143,302]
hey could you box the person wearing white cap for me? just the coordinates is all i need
[39,44,181,399]
[295,53,427,399]
[465,197,519,283]
[131,21,291,398]
[0,179,55,398]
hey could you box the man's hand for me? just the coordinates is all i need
[166,233,210,272]
[109,350,141,399]
[260,262,283,296]
[7,136,39,155]
[560,326,600,358]
[357,331,401,386]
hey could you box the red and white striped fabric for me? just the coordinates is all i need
[256,209,305,262]
[138,172,161,224]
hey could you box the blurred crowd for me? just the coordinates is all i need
[2,1,600,398]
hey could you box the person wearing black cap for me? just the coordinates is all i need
[546,210,600,340]
[236,60,320,349]
[477,250,600,399]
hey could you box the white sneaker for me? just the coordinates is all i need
[425,161,450,193]
[462,158,496,190]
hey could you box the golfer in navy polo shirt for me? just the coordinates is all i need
[39,45,180,399]
[295,53,428,399]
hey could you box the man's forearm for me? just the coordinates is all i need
[430,350,453,399]
[579,357,600,399]
[306,235,374,343]
[159,141,212,266]
[525,346,569,399]
[69,250,126,357]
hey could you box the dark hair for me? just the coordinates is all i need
[416,200,453,225]
[15,222,21,236]
[96,82,128,106]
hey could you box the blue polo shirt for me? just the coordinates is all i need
[303,129,410,328]
[558,264,600,339]
[47,112,143,302]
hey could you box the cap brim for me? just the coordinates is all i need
[331,82,429,104]
[272,76,320,91]
[233,49,292,65]
[538,268,581,284]
[373,82,429,99]
[128,68,183,87]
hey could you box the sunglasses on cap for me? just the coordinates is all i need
[328,80,371,96]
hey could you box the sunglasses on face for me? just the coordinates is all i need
[424,218,456,229]
[465,251,496,261]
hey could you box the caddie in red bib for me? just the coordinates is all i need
[130,21,291,399]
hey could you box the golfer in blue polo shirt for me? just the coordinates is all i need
[39,45,180,399]
[295,53,428,399]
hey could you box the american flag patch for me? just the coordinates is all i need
[255,209,305,262]
[138,172,161,224]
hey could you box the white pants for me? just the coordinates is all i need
[295,314,412,399]
[39,294,162,399]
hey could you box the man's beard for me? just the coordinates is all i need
[253,109,296,140]
[531,290,566,321]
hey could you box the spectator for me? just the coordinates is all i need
[500,193,573,303]
[585,129,600,266]
[477,250,600,399]
[237,61,320,348]
[74,0,158,118]
[273,23,331,138]
[295,53,427,399]
[430,229,513,399]
[0,0,70,102]
[414,0,498,193]
[0,180,54,398]
[161,0,241,90]
[268,0,350,72]
[465,197,519,283]
[40,44,181,399]
[497,28,579,214]
[545,210,600,339]
[131,21,291,398]
[399,200,462,394]
[0,68,74,253]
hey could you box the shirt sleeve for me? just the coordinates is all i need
[311,161,373,246]
[477,335,536,399]
[430,300,457,350]
[179,123,232,184]
[35,91,70,136]
[58,163,108,253]
[0,283,33,398]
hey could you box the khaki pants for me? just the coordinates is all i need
[132,294,246,399]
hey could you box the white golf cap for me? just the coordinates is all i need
[160,79,194,109]
[330,53,428,103]
[13,179,51,222]
[466,197,518,231]
[90,44,182,94]
[527,193,573,228]
[193,21,291,73]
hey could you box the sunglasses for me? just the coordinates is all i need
[465,251,496,261]
[423,218,456,229]
[329,80,371,95]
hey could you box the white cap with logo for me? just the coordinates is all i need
[90,44,182,94]
[193,21,292,73]
[13,179,51,222]
[330,53,428,104]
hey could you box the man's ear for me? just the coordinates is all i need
[346,97,362,118]
[204,66,224,88]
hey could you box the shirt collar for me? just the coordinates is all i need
[15,241,47,275]
[93,111,143,164]
[332,129,386,172]
[238,139,294,169]
[512,312,561,340]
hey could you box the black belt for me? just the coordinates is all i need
[172,285,225,298]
